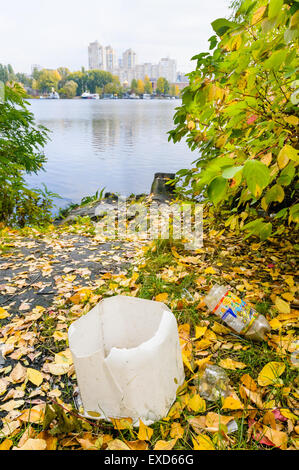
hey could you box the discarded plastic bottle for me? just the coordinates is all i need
[197,364,231,402]
[204,285,271,342]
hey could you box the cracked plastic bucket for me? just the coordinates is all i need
[68,295,185,425]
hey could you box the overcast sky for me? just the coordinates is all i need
[1,0,232,74]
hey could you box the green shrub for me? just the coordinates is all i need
[0,82,54,226]
[169,0,299,239]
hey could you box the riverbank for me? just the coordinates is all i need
[28,95,181,101]
[0,197,298,450]
[0,192,166,317]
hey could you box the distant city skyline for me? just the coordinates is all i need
[88,41,179,84]
[0,0,232,75]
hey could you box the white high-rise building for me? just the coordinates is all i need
[135,64,145,80]
[122,49,137,70]
[143,63,152,79]
[158,58,177,83]
[115,68,127,84]
[88,41,106,70]
[105,45,117,72]
[151,64,159,80]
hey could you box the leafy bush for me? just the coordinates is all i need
[0,82,54,226]
[169,0,299,240]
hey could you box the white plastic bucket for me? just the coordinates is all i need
[68,295,185,425]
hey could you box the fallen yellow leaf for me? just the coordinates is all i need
[280,408,298,422]
[15,438,48,451]
[36,431,58,451]
[194,326,207,339]
[48,363,70,376]
[211,322,231,335]
[0,439,13,450]
[111,418,133,431]
[54,349,73,365]
[53,331,68,342]
[219,358,247,370]
[204,412,236,433]
[0,420,20,438]
[251,242,262,250]
[257,362,286,387]
[240,385,263,408]
[240,374,257,392]
[138,420,154,441]
[188,395,206,413]
[195,339,212,351]
[170,422,185,439]
[77,436,98,450]
[222,396,244,410]
[69,293,82,304]
[9,362,27,384]
[125,440,148,450]
[0,307,10,320]
[284,276,294,288]
[269,318,282,330]
[182,351,193,373]
[195,356,212,370]
[275,297,290,314]
[17,426,36,448]
[155,293,169,303]
[0,378,8,396]
[19,406,45,424]
[281,292,294,302]
[262,400,276,410]
[205,267,216,275]
[107,439,131,450]
[261,425,288,450]
[0,399,24,412]
[27,368,43,387]
[192,434,215,450]
[154,439,177,450]
[64,274,77,283]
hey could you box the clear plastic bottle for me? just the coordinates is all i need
[197,364,231,402]
[204,285,271,342]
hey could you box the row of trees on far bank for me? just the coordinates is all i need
[0,64,180,98]
[129,77,179,97]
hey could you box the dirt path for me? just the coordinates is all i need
[0,231,139,317]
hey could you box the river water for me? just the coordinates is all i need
[25,99,195,210]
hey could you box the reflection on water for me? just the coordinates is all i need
[25,100,194,210]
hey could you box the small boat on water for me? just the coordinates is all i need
[40,90,60,99]
[49,91,60,99]
[81,92,100,100]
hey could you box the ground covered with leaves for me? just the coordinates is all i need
[0,208,298,451]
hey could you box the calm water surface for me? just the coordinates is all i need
[25,99,195,210]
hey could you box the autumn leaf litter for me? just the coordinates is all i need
[0,210,298,450]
